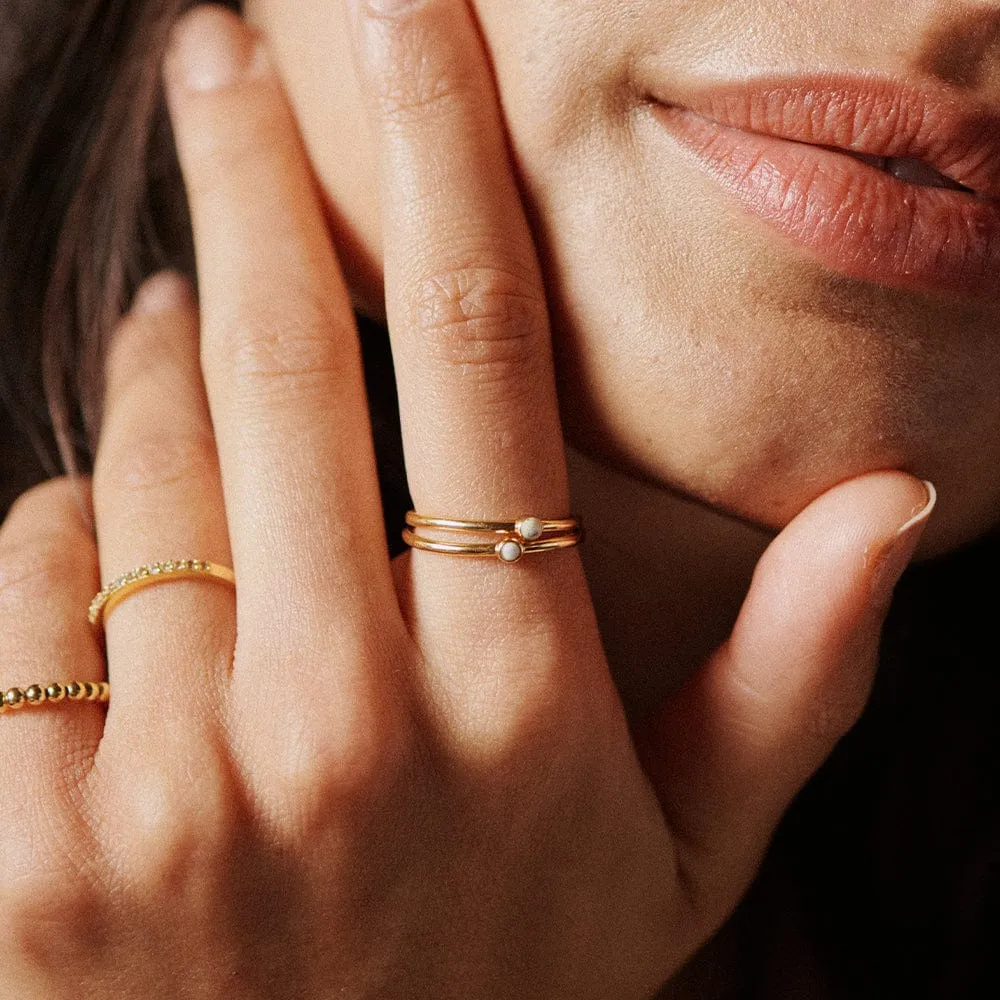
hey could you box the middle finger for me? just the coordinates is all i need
[163,6,399,662]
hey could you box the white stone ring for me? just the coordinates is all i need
[402,513,583,564]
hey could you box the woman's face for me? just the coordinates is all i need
[245,0,1000,554]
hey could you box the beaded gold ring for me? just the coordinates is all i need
[1,681,110,714]
[89,559,236,629]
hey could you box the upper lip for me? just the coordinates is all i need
[643,74,1000,199]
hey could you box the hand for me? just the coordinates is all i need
[0,3,934,997]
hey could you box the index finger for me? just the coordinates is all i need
[350,0,571,525]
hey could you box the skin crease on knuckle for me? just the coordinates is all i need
[1,0,998,998]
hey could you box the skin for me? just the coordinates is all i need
[0,0,978,995]
[242,0,1000,705]
[245,0,1000,544]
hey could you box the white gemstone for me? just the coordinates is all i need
[519,517,544,542]
[498,540,524,563]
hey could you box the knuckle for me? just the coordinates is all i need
[181,90,295,201]
[0,806,103,954]
[0,515,94,612]
[369,17,470,127]
[285,725,408,839]
[118,753,240,893]
[96,426,218,500]
[253,656,415,841]
[0,868,104,963]
[408,263,549,378]
[211,294,357,403]
[104,307,196,402]
[377,67,467,130]
[452,685,566,774]
[0,549,73,610]
[1,476,92,543]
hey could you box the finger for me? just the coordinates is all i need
[163,6,398,660]
[0,476,105,866]
[637,471,935,921]
[91,271,235,749]
[349,0,570,526]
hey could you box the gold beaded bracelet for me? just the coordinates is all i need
[1,681,109,713]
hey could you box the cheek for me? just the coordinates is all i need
[250,0,1000,554]
[543,151,1000,553]
[484,33,1000,554]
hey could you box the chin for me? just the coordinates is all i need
[551,293,1000,560]
[525,129,1000,561]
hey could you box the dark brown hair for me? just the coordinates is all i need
[0,0,235,514]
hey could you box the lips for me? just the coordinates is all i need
[646,77,1000,297]
[837,151,973,194]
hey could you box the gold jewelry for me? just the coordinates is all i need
[402,512,582,564]
[89,559,236,629]
[405,514,579,537]
[1,681,109,714]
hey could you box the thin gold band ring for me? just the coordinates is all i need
[402,528,582,562]
[404,513,581,537]
[89,559,236,630]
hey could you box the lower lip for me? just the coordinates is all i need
[652,104,1000,298]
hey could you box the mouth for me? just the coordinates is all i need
[644,76,1000,297]
[835,150,976,195]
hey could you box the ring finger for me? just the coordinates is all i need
[91,272,236,750]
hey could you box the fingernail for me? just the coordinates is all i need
[870,480,936,605]
[348,0,418,20]
[167,9,269,92]
[132,271,195,315]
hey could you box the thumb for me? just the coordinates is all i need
[637,470,935,920]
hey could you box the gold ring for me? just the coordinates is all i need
[2,681,109,714]
[89,559,236,629]
[404,513,580,537]
[402,512,582,564]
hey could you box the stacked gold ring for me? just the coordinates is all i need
[2,681,109,714]
[402,512,583,563]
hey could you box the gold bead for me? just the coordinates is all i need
[24,685,46,704]
[4,688,26,709]
[0,681,110,717]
